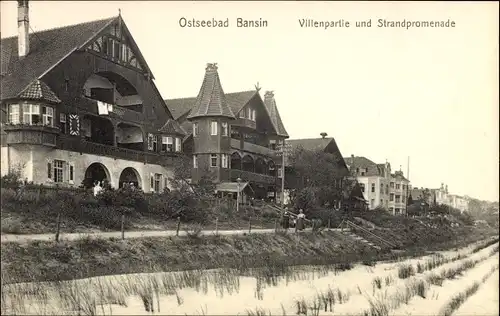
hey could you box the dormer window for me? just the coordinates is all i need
[162,136,173,152]
[193,122,198,137]
[8,104,20,124]
[175,137,182,152]
[23,104,41,125]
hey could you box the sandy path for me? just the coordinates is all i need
[453,269,499,316]
[0,227,323,244]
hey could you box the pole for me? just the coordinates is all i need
[281,141,286,207]
[236,180,240,213]
[406,156,410,216]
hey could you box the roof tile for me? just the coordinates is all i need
[263,91,289,137]
[187,63,235,120]
[158,118,186,136]
[1,16,116,100]
[17,79,61,103]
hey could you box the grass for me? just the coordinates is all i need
[439,264,499,316]
[397,264,415,279]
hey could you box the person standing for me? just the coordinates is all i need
[296,209,306,231]
[282,209,290,230]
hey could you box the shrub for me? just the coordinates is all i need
[97,186,146,211]
[398,264,415,279]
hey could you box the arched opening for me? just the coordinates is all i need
[83,163,110,188]
[231,152,242,170]
[242,155,254,172]
[119,167,142,189]
[268,161,277,177]
[116,122,144,151]
[255,158,266,174]
[83,71,143,113]
[81,114,115,146]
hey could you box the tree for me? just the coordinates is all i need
[287,147,353,210]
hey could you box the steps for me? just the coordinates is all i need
[342,230,382,250]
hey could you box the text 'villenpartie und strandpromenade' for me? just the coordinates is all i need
[299,18,456,29]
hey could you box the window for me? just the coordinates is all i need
[361,171,365,176]
[193,155,198,168]
[390,182,395,188]
[247,107,251,119]
[210,121,218,135]
[380,185,384,193]
[210,154,218,167]
[153,174,161,193]
[175,137,182,152]
[192,122,198,137]
[356,168,360,174]
[8,104,20,124]
[69,164,74,182]
[371,183,375,193]
[47,162,52,179]
[402,195,406,203]
[221,154,228,168]
[42,106,54,126]
[252,109,256,121]
[360,183,365,192]
[162,136,173,152]
[395,208,401,215]
[60,113,67,133]
[221,122,228,136]
[385,184,389,194]
[22,104,41,125]
[53,160,64,183]
[277,168,283,178]
[395,195,401,203]
[152,135,158,152]
[396,184,401,190]
[147,133,154,150]
[390,193,394,201]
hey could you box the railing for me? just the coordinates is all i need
[232,118,257,130]
[3,123,60,147]
[339,219,397,248]
[56,135,177,166]
[230,169,276,185]
[230,138,279,159]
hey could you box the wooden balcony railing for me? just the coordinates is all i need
[230,169,276,185]
[80,96,144,123]
[56,135,177,166]
[230,138,279,159]
[232,118,257,130]
[3,123,60,147]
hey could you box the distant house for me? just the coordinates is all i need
[344,155,410,215]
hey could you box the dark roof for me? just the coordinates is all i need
[158,119,186,136]
[391,171,409,182]
[286,137,349,172]
[1,16,116,100]
[287,137,335,152]
[166,90,258,120]
[17,79,61,103]
[264,92,289,137]
[187,63,235,120]
[343,156,384,177]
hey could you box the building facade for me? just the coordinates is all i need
[1,2,289,198]
[344,155,410,215]
[411,183,469,213]
[164,64,289,201]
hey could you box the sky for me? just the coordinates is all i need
[1,1,498,201]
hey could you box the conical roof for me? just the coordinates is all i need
[187,63,235,120]
[263,91,288,138]
[17,79,61,103]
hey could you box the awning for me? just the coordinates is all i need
[215,181,249,193]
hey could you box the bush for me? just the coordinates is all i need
[97,186,147,211]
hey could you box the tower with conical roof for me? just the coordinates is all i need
[187,63,236,183]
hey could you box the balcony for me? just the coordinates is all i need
[3,123,60,147]
[230,169,276,185]
[56,134,177,166]
[80,97,144,123]
[232,118,257,130]
[230,138,279,159]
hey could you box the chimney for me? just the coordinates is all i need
[320,132,327,139]
[17,0,30,58]
[264,90,275,100]
[205,62,218,73]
